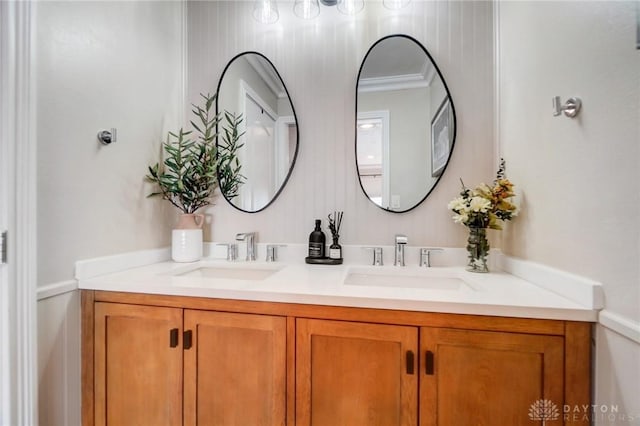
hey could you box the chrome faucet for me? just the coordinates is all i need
[235,232,257,261]
[394,234,408,266]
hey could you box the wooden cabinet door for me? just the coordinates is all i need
[183,310,287,426]
[296,318,418,426]
[420,328,564,426]
[94,302,183,426]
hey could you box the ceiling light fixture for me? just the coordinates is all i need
[255,0,410,24]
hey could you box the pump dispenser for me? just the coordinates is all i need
[308,219,326,259]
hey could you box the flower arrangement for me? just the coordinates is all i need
[447,159,518,230]
[447,159,518,272]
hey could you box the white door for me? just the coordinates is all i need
[0,3,15,422]
[0,97,12,426]
[357,111,390,208]
[242,95,277,211]
[1,1,37,424]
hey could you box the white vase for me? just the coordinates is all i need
[171,214,204,263]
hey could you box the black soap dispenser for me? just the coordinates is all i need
[307,219,326,259]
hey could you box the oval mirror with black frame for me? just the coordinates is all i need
[216,52,299,213]
[355,35,456,213]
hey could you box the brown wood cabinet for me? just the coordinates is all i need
[82,291,591,426]
[183,310,286,426]
[296,318,418,426]
[420,327,564,426]
[94,302,183,426]
[90,300,286,426]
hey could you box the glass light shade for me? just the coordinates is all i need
[253,0,279,24]
[294,0,320,19]
[337,0,364,15]
[383,0,411,10]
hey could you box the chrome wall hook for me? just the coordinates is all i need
[97,128,117,145]
[552,96,582,118]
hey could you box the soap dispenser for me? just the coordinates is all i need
[307,219,326,259]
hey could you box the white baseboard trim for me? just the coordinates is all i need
[36,280,78,301]
[75,247,171,280]
[497,253,604,310]
[599,310,640,345]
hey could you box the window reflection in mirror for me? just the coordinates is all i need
[356,35,456,212]
[216,52,299,213]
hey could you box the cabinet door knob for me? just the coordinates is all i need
[425,350,434,375]
[169,328,179,348]
[405,350,415,375]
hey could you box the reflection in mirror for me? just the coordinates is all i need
[216,52,299,212]
[356,35,456,212]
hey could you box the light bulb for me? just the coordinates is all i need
[337,0,364,15]
[294,0,320,19]
[383,0,411,10]
[253,0,279,24]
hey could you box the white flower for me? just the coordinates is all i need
[447,197,467,211]
[452,213,469,224]
[469,196,491,213]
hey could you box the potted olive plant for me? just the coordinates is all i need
[146,93,244,262]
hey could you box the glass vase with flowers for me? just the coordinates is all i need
[447,159,518,272]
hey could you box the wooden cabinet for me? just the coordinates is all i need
[296,319,418,426]
[94,303,183,426]
[296,320,570,426]
[420,327,564,426]
[183,310,286,426]
[91,301,286,426]
[83,291,591,426]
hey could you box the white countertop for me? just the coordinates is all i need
[78,252,600,322]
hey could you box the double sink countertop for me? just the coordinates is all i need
[77,245,602,322]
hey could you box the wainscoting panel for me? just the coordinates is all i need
[38,285,81,426]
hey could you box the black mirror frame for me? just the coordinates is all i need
[216,51,300,213]
[355,34,457,213]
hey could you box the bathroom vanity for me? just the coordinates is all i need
[80,257,596,426]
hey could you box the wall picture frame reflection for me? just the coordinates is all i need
[431,98,453,178]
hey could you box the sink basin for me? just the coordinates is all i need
[173,264,281,281]
[343,267,476,291]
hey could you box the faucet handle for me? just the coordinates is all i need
[216,243,238,261]
[395,234,408,244]
[363,247,384,266]
[266,244,287,262]
[419,247,443,267]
